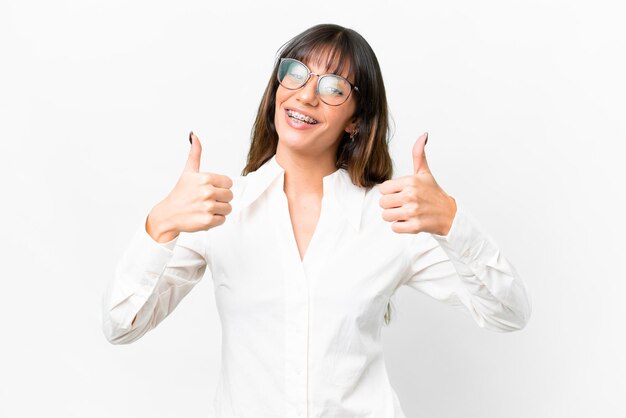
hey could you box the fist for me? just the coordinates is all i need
[378,132,457,236]
[147,132,234,242]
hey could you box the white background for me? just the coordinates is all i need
[1,1,625,417]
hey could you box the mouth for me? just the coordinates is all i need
[285,108,319,125]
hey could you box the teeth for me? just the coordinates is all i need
[287,109,318,124]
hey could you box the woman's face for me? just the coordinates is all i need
[274,55,357,155]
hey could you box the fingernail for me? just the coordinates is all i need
[424,132,428,145]
[189,131,193,144]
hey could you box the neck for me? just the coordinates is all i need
[274,148,338,198]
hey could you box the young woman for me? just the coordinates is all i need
[103,23,531,418]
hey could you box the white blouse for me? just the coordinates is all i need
[102,154,531,418]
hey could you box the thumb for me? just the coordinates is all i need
[412,132,430,175]
[183,131,202,173]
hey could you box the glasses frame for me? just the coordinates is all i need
[277,58,359,106]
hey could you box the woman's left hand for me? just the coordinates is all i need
[378,132,457,236]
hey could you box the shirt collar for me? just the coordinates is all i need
[230,154,366,232]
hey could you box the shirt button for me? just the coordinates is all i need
[462,249,470,258]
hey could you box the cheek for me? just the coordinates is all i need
[274,92,284,122]
[275,86,291,108]
[329,110,352,130]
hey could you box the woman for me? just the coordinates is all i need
[103,23,531,417]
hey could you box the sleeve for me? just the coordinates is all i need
[399,200,532,332]
[102,213,210,344]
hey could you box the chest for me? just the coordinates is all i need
[208,189,410,310]
[285,194,321,262]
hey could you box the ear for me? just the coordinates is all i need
[344,117,359,134]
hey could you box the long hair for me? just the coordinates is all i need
[242,23,397,324]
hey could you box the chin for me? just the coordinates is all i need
[277,133,311,150]
[275,121,307,146]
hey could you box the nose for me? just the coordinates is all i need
[296,74,320,105]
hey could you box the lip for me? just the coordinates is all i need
[285,106,320,123]
[284,107,320,130]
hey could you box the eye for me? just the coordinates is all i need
[289,72,306,80]
[322,86,343,95]
[286,62,306,75]
[320,77,348,96]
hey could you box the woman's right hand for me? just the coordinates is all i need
[146,132,234,243]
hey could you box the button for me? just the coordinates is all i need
[462,249,470,258]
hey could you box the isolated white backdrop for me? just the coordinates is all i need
[1,0,625,417]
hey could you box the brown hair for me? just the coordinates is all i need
[242,23,397,324]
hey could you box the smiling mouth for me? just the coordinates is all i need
[286,109,319,125]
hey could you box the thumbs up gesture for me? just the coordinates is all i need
[378,133,457,236]
[146,132,234,243]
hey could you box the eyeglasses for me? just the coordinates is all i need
[277,58,359,106]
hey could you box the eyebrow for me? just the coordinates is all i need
[301,58,355,83]
[303,46,354,79]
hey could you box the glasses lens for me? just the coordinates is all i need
[318,75,351,105]
[277,59,308,89]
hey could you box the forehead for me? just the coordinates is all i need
[292,45,355,81]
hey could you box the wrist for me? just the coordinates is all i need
[437,195,457,236]
[146,205,178,243]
